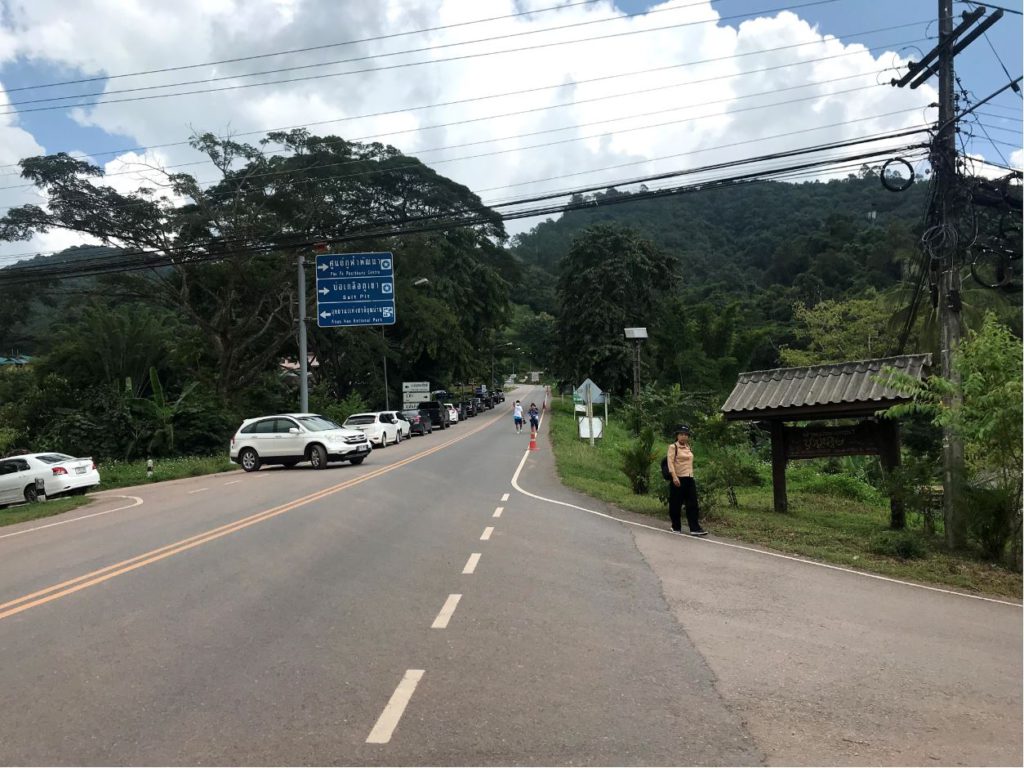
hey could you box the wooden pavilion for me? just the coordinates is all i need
[721,354,932,528]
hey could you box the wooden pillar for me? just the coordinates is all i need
[878,419,905,529]
[770,421,787,513]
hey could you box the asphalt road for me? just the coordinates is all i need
[0,385,1019,766]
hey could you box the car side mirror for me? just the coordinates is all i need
[289,427,300,434]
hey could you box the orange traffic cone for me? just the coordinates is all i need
[529,426,539,451]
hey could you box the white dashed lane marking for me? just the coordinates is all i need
[365,669,425,744]
[480,526,494,541]
[501,493,510,502]
[187,488,208,494]
[462,553,481,574]
[431,594,462,629]
[493,507,503,518]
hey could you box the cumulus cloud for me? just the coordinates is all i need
[0,0,938,257]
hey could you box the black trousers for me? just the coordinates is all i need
[668,477,700,532]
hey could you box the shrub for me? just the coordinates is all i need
[792,471,883,504]
[961,483,1020,563]
[869,531,928,560]
[620,428,657,495]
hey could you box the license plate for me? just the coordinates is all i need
[75,467,87,474]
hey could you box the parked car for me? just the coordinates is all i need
[382,410,413,440]
[493,390,506,403]
[443,402,460,424]
[343,412,403,447]
[417,399,452,430]
[0,453,100,506]
[401,409,433,435]
[461,399,477,417]
[230,413,371,471]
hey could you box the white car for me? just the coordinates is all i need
[230,413,371,472]
[381,411,412,440]
[0,453,100,506]
[443,403,460,424]
[342,412,403,447]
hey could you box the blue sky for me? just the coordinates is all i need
[0,0,1019,166]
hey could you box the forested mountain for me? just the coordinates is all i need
[507,172,1018,394]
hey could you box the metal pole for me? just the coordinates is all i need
[936,0,966,549]
[381,326,390,411]
[587,386,595,448]
[632,340,642,399]
[298,252,309,413]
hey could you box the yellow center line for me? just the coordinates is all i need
[0,410,505,622]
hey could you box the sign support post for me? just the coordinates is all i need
[298,252,309,413]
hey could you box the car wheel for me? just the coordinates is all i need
[239,448,261,472]
[395,430,402,444]
[309,444,328,469]
[349,456,365,465]
[23,484,39,503]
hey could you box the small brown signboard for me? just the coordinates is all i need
[784,423,882,460]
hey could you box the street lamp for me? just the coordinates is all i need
[624,327,648,398]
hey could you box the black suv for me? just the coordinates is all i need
[417,400,452,430]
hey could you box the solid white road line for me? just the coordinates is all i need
[187,488,208,494]
[431,594,462,629]
[0,496,145,541]
[501,493,510,502]
[480,526,494,541]
[510,450,1022,609]
[462,553,481,574]
[365,669,425,744]
[493,507,503,518]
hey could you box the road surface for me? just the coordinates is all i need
[0,386,1019,765]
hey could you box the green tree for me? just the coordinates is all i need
[554,225,675,391]
[885,314,1022,562]
[780,293,898,366]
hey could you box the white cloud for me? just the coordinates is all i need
[0,0,938,253]
[1011,148,1023,170]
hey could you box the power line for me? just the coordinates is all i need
[0,69,887,191]
[0,25,927,172]
[3,0,610,93]
[963,1,1023,100]
[0,131,927,279]
[0,0,845,116]
[0,94,927,222]
[0,74,898,198]
[4,0,720,106]
[955,0,1023,15]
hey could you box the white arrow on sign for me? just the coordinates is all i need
[320,311,330,319]
[317,263,329,271]
[319,287,329,295]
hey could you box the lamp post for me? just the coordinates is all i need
[624,327,648,399]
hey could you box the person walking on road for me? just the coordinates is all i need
[513,400,524,433]
[528,402,540,432]
[667,425,707,536]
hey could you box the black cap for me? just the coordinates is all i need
[674,424,691,436]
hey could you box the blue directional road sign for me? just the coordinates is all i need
[315,252,396,327]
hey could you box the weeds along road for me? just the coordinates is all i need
[0,385,1019,766]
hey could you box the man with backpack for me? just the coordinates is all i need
[663,425,708,536]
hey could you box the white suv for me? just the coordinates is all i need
[230,413,371,472]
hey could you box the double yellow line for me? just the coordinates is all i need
[0,410,504,623]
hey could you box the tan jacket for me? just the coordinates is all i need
[667,442,694,479]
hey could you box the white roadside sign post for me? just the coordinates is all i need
[402,381,430,410]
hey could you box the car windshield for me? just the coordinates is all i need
[344,415,377,425]
[297,415,342,431]
[35,453,76,463]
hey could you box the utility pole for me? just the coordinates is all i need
[891,0,1004,548]
[297,251,309,413]
[934,0,966,549]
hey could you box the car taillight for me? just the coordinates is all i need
[52,467,68,476]
[91,462,96,470]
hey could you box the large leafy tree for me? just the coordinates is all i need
[554,225,676,391]
[0,131,509,404]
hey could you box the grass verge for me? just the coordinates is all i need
[0,455,236,529]
[548,399,1022,599]
[0,495,92,528]
[96,455,237,490]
